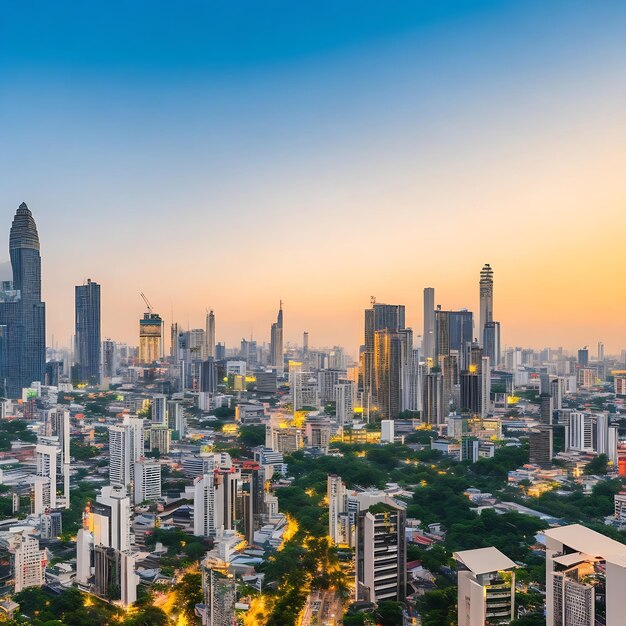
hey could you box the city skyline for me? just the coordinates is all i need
[0,205,621,355]
[3,2,626,352]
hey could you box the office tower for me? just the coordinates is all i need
[74,278,101,385]
[454,547,516,626]
[480,356,491,417]
[167,400,186,438]
[194,473,216,537]
[149,425,171,454]
[423,287,435,360]
[577,347,589,367]
[0,203,46,397]
[544,524,626,626]
[479,264,493,347]
[206,310,216,358]
[355,501,406,603]
[133,459,162,504]
[214,468,239,532]
[76,528,93,586]
[51,408,71,507]
[238,461,263,544]
[483,321,501,367]
[303,331,309,355]
[335,381,355,427]
[200,357,217,393]
[292,370,319,411]
[435,307,474,362]
[423,369,444,424]
[87,487,137,606]
[12,533,46,592]
[529,427,553,468]
[151,394,167,424]
[44,360,62,386]
[215,342,226,360]
[35,442,60,511]
[540,393,554,425]
[269,302,284,375]
[361,302,406,417]
[374,329,404,420]
[328,475,348,545]
[108,417,145,490]
[460,369,480,415]
[202,556,236,626]
[92,485,132,552]
[565,412,594,452]
[138,312,163,365]
[40,510,63,539]
[598,341,605,362]
[102,338,116,379]
[318,369,343,403]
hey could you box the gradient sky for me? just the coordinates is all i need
[2,1,626,355]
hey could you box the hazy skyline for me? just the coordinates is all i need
[2,2,626,352]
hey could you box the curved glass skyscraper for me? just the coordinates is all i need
[0,203,46,397]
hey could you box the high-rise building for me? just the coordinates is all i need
[75,278,101,385]
[435,307,474,362]
[12,533,46,593]
[578,347,589,367]
[200,358,218,393]
[0,203,46,397]
[206,310,216,359]
[102,338,116,379]
[454,546,516,626]
[598,341,605,362]
[194,472,216,537]
[201,555,236,626]
[479,264,493,348]
[355,500,406,604]
[529,426,553,468]
[108,417,145,490]
[151,394,167,424]
[269,302,284,375]
[149,424,171,454]
[373,329,404,420]
[423,369,444,425]
[423,287,435,360]
[483,321,501,368]
[133,458,162,504]
[361,302,406,418]
[544,524,626,626]
[139,312,163,365]
[328,474,348,545]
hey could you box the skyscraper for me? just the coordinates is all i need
[269,302,284,375]
[206,310,215,359]
[361,302,406,418]
[75,279,101,385]
[139,312,163,365]
[0,203,46,397]
[479,264,493,347]
[423,287,435,360]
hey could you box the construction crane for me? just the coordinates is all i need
[140,292,153,313]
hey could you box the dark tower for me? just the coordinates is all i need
[0,203,46,396]
[75,279,102,385]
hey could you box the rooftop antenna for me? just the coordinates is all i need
[370,295,376,306]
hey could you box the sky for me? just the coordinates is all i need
[1,1,626,355]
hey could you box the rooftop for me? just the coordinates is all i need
[453,546,516,575]
[544,524,626,559]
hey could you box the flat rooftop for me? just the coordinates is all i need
[454,546,516,575]
[544,524,626,559]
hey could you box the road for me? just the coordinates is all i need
[300,589,342,626]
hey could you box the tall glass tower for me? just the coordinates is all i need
[75,279,102,385]
[0,203,46,397]
[479,263,494,347]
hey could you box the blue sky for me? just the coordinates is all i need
[2,1,626,352]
